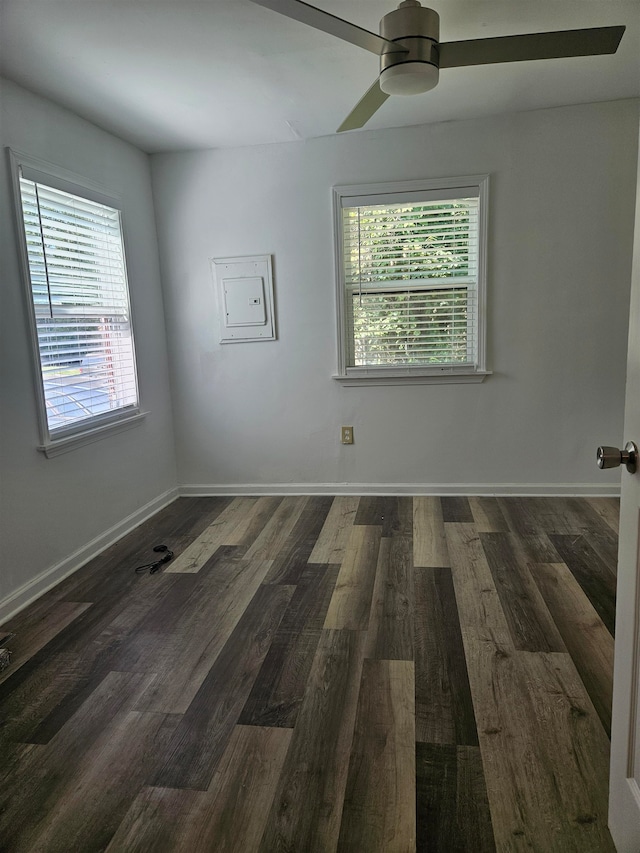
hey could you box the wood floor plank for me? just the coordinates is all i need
[549,534,617,636]
[149,496,236,541]
[496,497,539,536]
[0,495,618,853]
[355,496,411,537]
[58,497,233,599]
[106,787,200,853]
[94,570,192,636]
[499,497,607,538]
[308,496,359,564]
[516,532,561,564]
[0,601,92,685]
[182,725,292,853]
[0,564,180,684]
[324,525,382,630]
[531,562,614,736]
[355,495,395,527]
[258,629,366,853]
[462,626,563,852]
[224,495,283,546]
[109,726,292,853]
[462,626,615,852]
[337,659,416,853]
[582,528,619,577]
[413,497,449,568]
[0,651,89,745]
[0,572,185,743]
[0,520,251,743]
[208,495,279,551]
[151,583,294,791]
[0,670,160,851]
[564,497,620,539]
[585,497,620,534]
[416,743,496,853]
[441,496,474,523]
[396,496,414,536]
[164,497,260,573]
[415,568,478,746]
[262,496,334,584]
[243,496,310,562]
[365,535,414,661]
[26,643,137,746]
[468,497,510,533]
[125,549,240,638]
[134,557,275,714]
[277,564,340,635]
[237,630,322,729]
[445,524,510,632]
[30,710,180,853]
[0,742,42,796]
[238,565,339,727]
[519,650,614,851]
[479,532,566,653]
[522,497,588,535]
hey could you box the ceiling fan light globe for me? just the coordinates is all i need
[379,62,439,96]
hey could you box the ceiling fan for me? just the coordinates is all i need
[249,0,625,132]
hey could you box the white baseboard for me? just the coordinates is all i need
[0,487,179,625]
[179,482,621,498]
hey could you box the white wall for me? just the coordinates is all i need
[0,79,177,615]
[151,99,639,493]
[0,91,637,619]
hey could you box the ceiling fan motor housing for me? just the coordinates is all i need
[379,0,440,95]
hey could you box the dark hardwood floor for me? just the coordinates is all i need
[0,494,618,852]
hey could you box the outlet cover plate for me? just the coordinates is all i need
[341,426,354,444]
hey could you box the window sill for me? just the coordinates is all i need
[333,369,492,387]
[38,411,147,458]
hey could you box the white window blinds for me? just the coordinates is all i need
[19,174,139,436]
[341,195,480,368]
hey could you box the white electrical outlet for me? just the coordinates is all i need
[341,426,354,445]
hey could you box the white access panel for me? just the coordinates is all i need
[211,255,276,343]
[222,277,266,326]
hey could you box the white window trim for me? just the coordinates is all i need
[7,147,146,454]
[37,411,147,458]
[332,174,491,386]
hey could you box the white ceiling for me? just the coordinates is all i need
[1,0,639,152]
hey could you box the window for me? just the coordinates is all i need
[9,151,141,454]
[333,176,489,385]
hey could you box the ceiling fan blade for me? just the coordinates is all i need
[249,0,406,56]
[337,79,390,132]
[439,26,625,68]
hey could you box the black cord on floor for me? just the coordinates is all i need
[134,544,174,575]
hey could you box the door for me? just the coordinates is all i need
[609,127,640,851]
